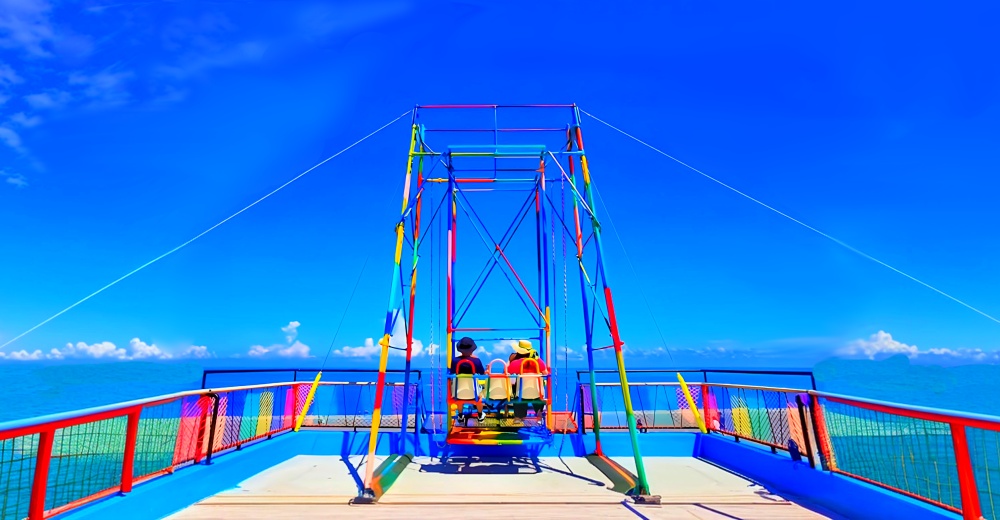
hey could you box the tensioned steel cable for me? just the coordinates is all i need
[581,108,1000,326]
[1,110,413,351]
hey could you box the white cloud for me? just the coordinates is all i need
[0,62,22,85]
[248,344,270,357]
[330,336,439,359]
[2,170,27,188]
[838,330,999,363]
[839,331,919,360]
[281,321,301,343]
[179,345,213,359]
[68,69,134,108]
[24,90,71,110]
[0,126,24,152]
[246,321,312,358]
[0,349,43,360]
[277,340,310,358]
[0,0,55,57]
[54,340,129,359]
[128,338,172,360]
[9,112,40,127]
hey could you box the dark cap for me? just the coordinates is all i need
[456,336,477,352]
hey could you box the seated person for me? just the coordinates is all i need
[508,340,548,374]
[451,336,485,375]
[508,340,548,418]
[451,336,486,422]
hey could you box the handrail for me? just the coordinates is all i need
[0,382,309,438]
[587,382,806,393]
[574,368,816,390]
[809,389,1000,430]
[201,368,422,388]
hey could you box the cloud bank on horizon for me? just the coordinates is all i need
[3,322,998,366]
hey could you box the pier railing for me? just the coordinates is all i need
[5,372,999,520]
[581,380,996,520]
[810,391,1000,520]
[0,378,421,520]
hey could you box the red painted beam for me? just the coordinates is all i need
[951,424,983,520]
[120,409,142,493]
[29,429,54,520]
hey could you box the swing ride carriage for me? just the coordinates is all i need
[2,105,997,520]
[357,103,655,496]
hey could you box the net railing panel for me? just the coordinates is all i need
[705,386,807,452]
[301,383,419,429]
[580,383,703,431]
[215,384,297,453]
[580,383,812,455]
[818,398,962,513]
[0,434,37,520]
[45,415,128,513]
[960,426,1000,519]
[134,399,182,481]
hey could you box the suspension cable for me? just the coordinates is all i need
[1,110,413,351]
[581,108,1000,326]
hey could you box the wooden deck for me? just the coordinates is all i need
[167,456,829,519]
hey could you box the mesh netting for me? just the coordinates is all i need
[581,383,703,431]
[214,385,296,452]
[45,416,127,512]
[134,400,182,480]
[705,386,799,451]
[1,434,37,520]
[964,427,1000,519]
[820,399,961,512]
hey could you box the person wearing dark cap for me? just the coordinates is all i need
[451,337,485,375]
[451,336,486,421]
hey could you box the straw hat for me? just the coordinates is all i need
[512,339,533,355]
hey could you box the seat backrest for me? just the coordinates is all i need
[453,359,478,401]
[517,358,543,400]
[485,359,510,400]
[455,376,476,400]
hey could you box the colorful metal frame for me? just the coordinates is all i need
[361,104,652,497]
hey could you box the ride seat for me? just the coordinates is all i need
[453,359,478,401]
[517,358,544,400]
[485,359,511,400]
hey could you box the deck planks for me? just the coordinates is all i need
[167,456,829,519]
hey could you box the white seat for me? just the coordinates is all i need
[487,375,510,400]
[454,375,476,400]
[519,374,543,400]
[484,359,511,401]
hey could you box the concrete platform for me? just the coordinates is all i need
[168,455,828,519]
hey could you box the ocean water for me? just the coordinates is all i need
[3,354,1000,423]
[4,355,1000,520]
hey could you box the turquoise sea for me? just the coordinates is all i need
[3,354,1000,423]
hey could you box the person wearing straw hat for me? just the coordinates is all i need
[508,340,548,418]
[508,340,547,375]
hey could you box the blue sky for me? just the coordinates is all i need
[1,0,999,368]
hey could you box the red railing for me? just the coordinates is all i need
[809,390,1000,520]
[577,381,998,519]
[0,382,306,520]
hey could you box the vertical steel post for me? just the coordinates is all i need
[538,156,553,428]
[566,124,604,454]
[795,395,815,469]
[120,408,142,492]
[573,107,650,496]
[205,394,221,465]
[400,125,426,454]
[363,123,419,494]
[29,429,55,520]
[951,424,983,520]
